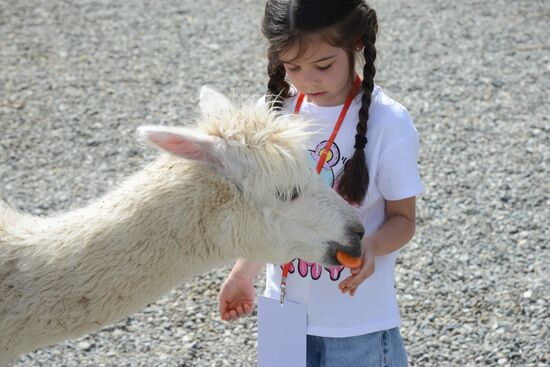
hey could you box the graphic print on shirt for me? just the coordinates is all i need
[292,140,347,282]
[281,260,347,282]
[307,140,341,188]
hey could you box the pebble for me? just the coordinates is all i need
[77,342,93,351]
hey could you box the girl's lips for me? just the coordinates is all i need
[307,92,326,97]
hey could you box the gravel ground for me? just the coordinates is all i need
[1,0,548,366]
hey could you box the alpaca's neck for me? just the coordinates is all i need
[46,156,237,288]
[2,156,241,355]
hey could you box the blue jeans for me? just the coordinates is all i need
[306,327,408,367]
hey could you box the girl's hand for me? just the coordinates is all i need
[338,238,376,297]
[218,274,256,321]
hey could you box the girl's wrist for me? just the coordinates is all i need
[362,236,379,256]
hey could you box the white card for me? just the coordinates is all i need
[257,295,307,367]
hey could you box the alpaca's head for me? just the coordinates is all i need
[137,86,364,266]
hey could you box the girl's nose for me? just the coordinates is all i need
[299,69,320,86]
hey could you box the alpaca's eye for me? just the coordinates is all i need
[289,187,301,201]
[276,187,301,202]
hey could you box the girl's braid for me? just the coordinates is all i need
[266,55,290,111]
[337,11,377,204]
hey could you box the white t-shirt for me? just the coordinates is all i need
[264,85,424,337]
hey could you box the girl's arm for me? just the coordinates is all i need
[339,196,417,296]
[227,258,265,280]
[372,196,417,256]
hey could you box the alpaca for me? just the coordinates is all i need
[0,87,364,364]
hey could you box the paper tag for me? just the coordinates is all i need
[257,295,307,367]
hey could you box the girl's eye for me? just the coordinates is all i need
[286,65,300,72]
[317,63,333,71]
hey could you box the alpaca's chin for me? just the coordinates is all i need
[322,251,342,267]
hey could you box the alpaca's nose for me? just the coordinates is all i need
[344,223,365,259]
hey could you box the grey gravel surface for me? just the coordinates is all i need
[1,0,548,366]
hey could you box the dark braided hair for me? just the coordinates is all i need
[261,0,378,204]
[266,51,291,111]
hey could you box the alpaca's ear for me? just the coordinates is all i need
[137,126,224,166]
[199,85,233,119]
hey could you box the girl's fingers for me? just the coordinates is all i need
[222,304,254,321]
[239,304,252,316]
[221,303,232,320]
[236,306,246,318]
[339,278,356,293]
[339,274,358,288]
[338,277,350,291]
[234,307,241,318]
[338,266,374,294]
[222,310,231,320]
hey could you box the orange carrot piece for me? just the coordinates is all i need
[336,250,363,268]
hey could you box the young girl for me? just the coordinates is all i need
[219,0,423,365]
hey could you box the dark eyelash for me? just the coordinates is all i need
[290,187,301,201]
[317,64,332,71]
[276,187,301,201]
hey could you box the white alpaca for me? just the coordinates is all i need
[0,87,364,365]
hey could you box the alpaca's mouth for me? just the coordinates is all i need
[324,241,362,266]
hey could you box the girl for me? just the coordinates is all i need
[219,0,423,365]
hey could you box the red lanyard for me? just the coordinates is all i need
[279,74,362,303]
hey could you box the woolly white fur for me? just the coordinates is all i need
[0,87,363,364]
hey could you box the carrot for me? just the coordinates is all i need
[336,250,363,268]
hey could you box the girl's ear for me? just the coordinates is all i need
[137,125,224,167]
[199,85,233,119]
[354,40,364,52]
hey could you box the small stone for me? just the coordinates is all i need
[78,341,93,351]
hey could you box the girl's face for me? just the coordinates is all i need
[280,36,354,107]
